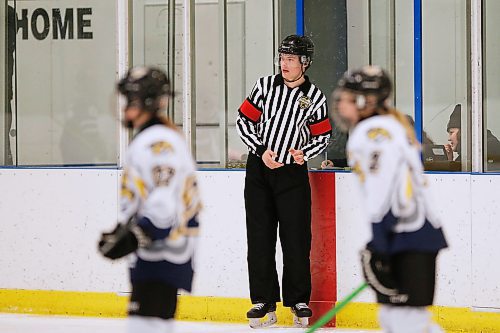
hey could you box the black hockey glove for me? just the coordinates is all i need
[98,221,151,260]
[360,248,408,303]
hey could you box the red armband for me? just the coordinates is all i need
[239,99,262,123]
[309,118,332,136]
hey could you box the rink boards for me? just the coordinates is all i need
[0,169,499,331]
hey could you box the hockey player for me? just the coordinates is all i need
[331,66,447,333]
[98,66,201,333]
[237,34,331,328]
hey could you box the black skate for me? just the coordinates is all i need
[247,303,277,328]
[291,303,312,327]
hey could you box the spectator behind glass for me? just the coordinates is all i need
[444,104,461,162]
[444,104,500,171]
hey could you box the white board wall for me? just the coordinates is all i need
[0,169,498,311]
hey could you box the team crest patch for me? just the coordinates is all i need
[152,165,175,186]
[298,96,312,110]
[367,128,392,141]
[150,141,173,154]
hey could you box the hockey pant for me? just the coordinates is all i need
[127,280,177,333]
[376,252,438,306]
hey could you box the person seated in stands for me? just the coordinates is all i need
[444,104,461,162]
[444,104,500,171]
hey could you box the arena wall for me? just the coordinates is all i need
[0,169,499,331]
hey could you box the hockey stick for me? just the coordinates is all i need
[305,282,368,333]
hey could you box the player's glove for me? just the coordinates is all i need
[98,221,151,260]
[360,247,408,303]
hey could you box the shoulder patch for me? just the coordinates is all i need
[367,128,392,142]
[352,160,365,183]
[150,141,173,154]
[120,169,135,200]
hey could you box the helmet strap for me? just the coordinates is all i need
[283,65,306,84]
[283,72,304,83]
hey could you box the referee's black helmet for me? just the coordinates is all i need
[278,35,314,66]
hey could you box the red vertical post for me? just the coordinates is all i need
[309,172,336,327]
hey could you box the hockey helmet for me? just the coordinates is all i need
[336,65,392,108]
[117,66,172,112]
[277,34,314,66]
[331,66,392,132]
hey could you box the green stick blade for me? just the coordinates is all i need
[305,282,368,333]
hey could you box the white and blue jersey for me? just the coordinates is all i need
[119,118,202,291]
[347,114,447,254]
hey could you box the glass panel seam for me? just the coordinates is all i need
[117,0,130,168]
[182,0,196,156]
[1,2,7,165]
[471,0,483,172]
[413,0,423,143]
[219,0,228,168]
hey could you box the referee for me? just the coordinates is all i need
[237,35,331,327]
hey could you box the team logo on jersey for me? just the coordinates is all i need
[153,165,176,186]
[150,141,173,154]
[298,96,312,110]
[367,128,392,141]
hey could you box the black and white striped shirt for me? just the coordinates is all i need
[237,74,332,164]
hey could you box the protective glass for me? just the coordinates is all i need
[330,88,354,133]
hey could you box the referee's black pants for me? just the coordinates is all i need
[244,153,312,307]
